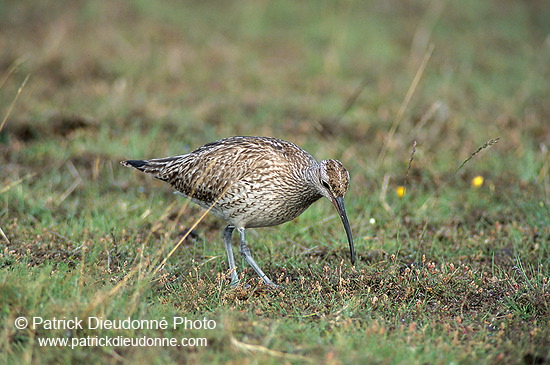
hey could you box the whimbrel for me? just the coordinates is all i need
[121,136,354,286]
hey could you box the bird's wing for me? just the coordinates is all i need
[147,139,282,204]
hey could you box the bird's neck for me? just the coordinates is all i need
[303,162,322,194]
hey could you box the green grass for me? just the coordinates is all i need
[1,0,549,364]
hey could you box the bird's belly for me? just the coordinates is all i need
[211,190,320,228]
[221,203,307,228]
[239,204,307,228]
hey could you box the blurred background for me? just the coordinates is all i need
[2,0,548,154]
[1,0,549,244]
[0,0,549,246]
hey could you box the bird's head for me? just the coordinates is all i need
[318,159,355,265]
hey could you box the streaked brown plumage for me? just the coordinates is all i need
[121,136,354,287]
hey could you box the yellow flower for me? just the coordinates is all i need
[472,175,484,188]
[396,186,406,198]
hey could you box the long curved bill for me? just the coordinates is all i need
[332,196,356,265]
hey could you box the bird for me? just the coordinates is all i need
[121,136,354,287]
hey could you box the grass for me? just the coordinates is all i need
[1,0,549,364]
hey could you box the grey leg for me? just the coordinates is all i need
[223,226,239,286]
[237,227,278,287]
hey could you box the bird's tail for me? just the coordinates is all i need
[121,157,181,182]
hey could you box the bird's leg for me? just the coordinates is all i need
[236,227,278,287]
[223,226,239,286]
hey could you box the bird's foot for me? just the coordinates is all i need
[258,276,284,289]
[265,282,284,289]
[228,278,283,290]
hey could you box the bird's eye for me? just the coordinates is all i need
[321,180,330,190]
